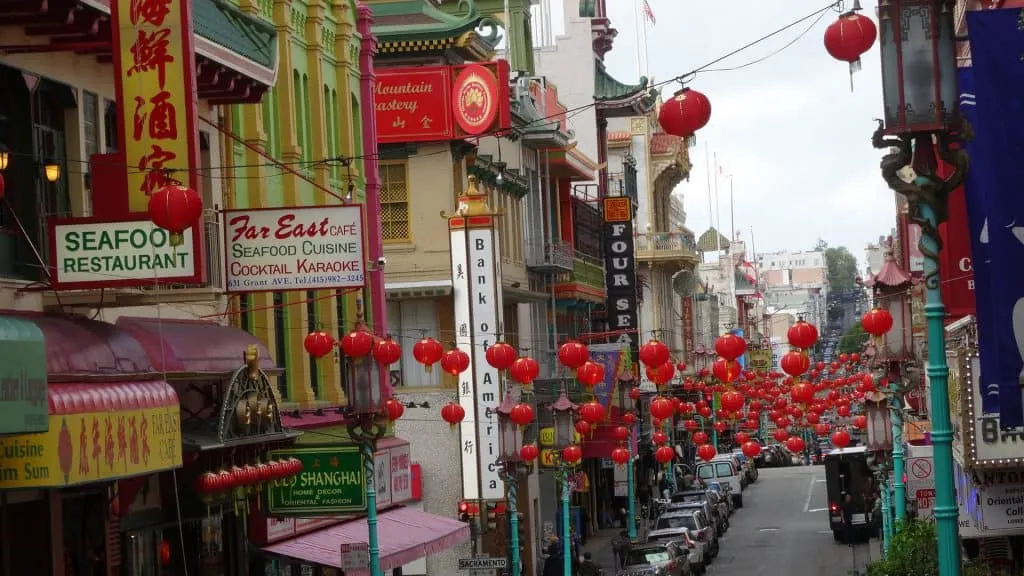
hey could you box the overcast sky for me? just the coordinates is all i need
[549,0,896,261]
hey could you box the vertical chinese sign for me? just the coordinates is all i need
[111,0,201,214]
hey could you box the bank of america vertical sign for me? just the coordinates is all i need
[450,213,504,501]
[603,197,640,357]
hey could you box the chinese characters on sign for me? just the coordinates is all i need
[0,405,181,489]
[375,68,453,144]
[450,221,477,499]
[114,0,198,212]
[266,446,367,516]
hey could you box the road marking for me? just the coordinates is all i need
[759,528,779,532]
[804,475,818,512]
[807,507,828,513]
[817,530,834,534]
[815,479,827,483]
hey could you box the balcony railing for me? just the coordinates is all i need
[635,232,698,265]
[569,254,605,290]
[526,240,574,273]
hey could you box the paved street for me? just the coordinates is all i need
[583,466,880,576]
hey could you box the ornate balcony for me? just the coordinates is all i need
[526,240,574,273]
[552,255,606,303]
[635,232,699,267]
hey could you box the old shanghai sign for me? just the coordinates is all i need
[266,445,367,515]
[223,206,366,293]
[48,218,200,290]
[375,61,511,145]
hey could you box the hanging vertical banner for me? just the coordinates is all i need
[450,217,476,500]
[111,0,201,214]
[602,197,640,374]
[588,343,625,409]
[681,297,695,366]
[963,10,1024,426]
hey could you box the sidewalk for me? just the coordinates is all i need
[581,528,622,573]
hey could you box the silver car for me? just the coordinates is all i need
[646,529,704,574]
[616,541,691,576]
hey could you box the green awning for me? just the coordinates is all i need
[193,0,277,71]
[0,316,48,434]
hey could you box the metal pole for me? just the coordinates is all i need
[918,199,961,576]
[507,472,521,576]
[665,419,675,489]
[627,453,637,540]
[891,390,907,525]
[360,440,383,576]
[562,468,572,576]
[880,478,892,555]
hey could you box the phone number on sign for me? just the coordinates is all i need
[227,274,364,290]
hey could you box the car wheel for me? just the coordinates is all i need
[833,530,842,542]
[734,495,743,508]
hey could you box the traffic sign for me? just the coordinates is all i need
[340,543,369,570]
[459,557,507,570]
[912,458,932,479]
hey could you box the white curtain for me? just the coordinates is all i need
[391,300,441,387]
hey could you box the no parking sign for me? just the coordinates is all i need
[907,456,935,519]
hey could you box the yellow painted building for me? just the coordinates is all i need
[221,0,366,408]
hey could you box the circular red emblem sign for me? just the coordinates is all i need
[452,64,498,136]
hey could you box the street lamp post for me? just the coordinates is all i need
[551,390,579,576]
[497,393,529,576]
[874,1,968,573]
[345,355,387,576]
[618,371,638,541]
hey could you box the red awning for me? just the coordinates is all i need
[262,506,471,573]
[116,317,277,375]
[3,313,154,380]
[49,381,178,415]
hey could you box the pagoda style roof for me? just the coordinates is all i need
[511,91,569,148]
[594,60,658,117]
[369,0,500,59]
[697,227,731,252]
[864,252,911,289]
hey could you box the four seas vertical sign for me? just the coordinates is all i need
[603,197,640,365]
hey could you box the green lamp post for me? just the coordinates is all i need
[497,393,530,576]
[551,390,579,576]
[873,1,969,573]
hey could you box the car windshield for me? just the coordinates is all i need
[656,515,698,531]
[671,492,705,503]
[626,549,671,566]
[697,466,715,479]
[715,463,734,476]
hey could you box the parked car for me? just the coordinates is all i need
[646,528,705,574]
[617,541,691,576]
[650,512,714,568]
[666,500,727,536]
[703,481,735,516]
[696,459,744,507]
[731,450,759,483]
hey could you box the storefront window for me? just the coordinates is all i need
[199,515,224,575]
[61,492,106,576]
[126,530,159,576]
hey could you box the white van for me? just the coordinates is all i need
[696,459,744,508]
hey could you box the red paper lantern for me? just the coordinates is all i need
[741,441,761,458]
[658,87,712,137]
[148,184,203,246]
[341,329,375,359]
[384,398,405,421]
[510,403,535,426]
[195,472,218,494]
[773,429,789,442]
[692,431,709,445]
[562,445,583,465]
[815,422,831,436]
[715,333,747,361]
[824,11,877,63]
[786,436,806,453]
[712,358,741,383]
[440,349,471,376]
[304,331,335,358]
[787,320,819,350]
[160,540,172,566]
[288,458,303,476]
[655,445,675,464]
[519,443,539,461]
[217,469,235,490]
[373,337,402,367]
[485,342,517,371]
[652,431,668,446]
[639,339,670,367]
[837,404,852,418]
[575,420,592,436]
[713,421,728,434]
[557,341,590,370]
[790,382,815,405]
[623,412,638,426]
[577,360,606,388]
[853,414,868,430]
[649,397,675,421]
[720,390,745,413]
[614,426,630,442]
[646,362,675,386]
[831,429,852,449]
[676,362,687,372]
[579,401,606,424]
[413,337,444,372]
[696,444,717,462]
[229,466,245,487]
[851,353,861,363]
[683,419,699,431]
[242,464,258,485]
[611,447,631,466]
[509,357,540,385]
[862,308,894,337]
[629,387,641,401]
[441,402,466,427]
[780,351,810,377]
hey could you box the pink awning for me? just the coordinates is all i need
[261,506,471,573]
[116,316,276,375]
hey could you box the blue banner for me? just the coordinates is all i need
[587,343,624,409]
[964,9,1024,426]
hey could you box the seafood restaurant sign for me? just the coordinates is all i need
[223,206,366,293]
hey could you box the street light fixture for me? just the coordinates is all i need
[873,1,966,574]
[0,143,9,172]
[617,371,638,540]
[550,390,578,576]
[344,348,386,576]
[496,393,529,576]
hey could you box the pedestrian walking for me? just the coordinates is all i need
[611,530,631,570]
[578,552,600,576]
